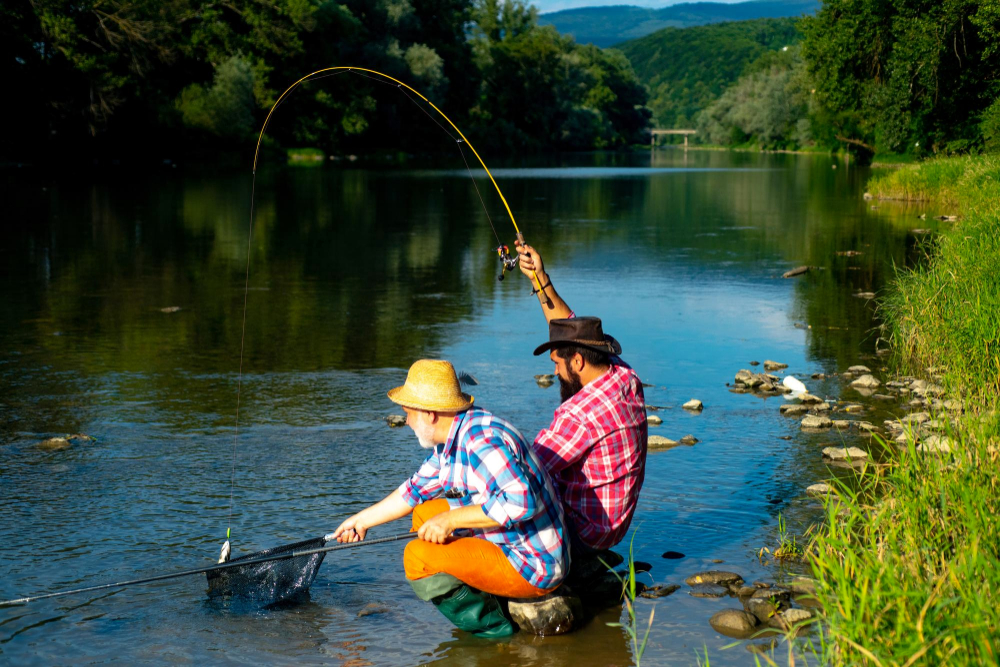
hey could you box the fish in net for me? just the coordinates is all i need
[206,537,327,607]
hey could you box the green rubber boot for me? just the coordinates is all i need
[432,585,515,638]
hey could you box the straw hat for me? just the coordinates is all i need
[387,360,474,412]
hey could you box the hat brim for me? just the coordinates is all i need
[387,385,474,412]
[533,335,622,357]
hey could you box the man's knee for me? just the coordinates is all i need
[403,538,439,580]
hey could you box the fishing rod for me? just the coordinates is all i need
[223,65,551,558]
[0,532,417,608]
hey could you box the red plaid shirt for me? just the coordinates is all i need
[533,358,647,550]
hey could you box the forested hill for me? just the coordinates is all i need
[617,17,802,129]
[539,0,817,48]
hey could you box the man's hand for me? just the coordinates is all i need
[515,240,547,282]
[330,515,368,543]
[417,511,454,545]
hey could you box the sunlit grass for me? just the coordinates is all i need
[809,154,1000,665]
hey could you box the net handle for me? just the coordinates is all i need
[0,532,417,607]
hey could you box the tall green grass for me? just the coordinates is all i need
[810,155,1000,665]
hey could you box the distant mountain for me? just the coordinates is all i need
[617,17,803,128]
[538,0,818,47]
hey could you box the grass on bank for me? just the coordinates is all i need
[810,155,1000,665]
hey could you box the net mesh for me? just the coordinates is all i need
[206,537,327,607]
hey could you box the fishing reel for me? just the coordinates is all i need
[495,244,519,281]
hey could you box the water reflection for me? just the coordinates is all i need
[0,152,935,665]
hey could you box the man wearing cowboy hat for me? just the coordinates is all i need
[331,359,567,637]
[515,242,648,562]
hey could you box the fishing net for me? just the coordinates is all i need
[206,537,327,607]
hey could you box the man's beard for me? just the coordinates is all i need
[413,420,438,449]
[559,367,584,403]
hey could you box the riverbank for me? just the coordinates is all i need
[811,155,1000,665]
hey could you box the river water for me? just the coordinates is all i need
[0,151,941,665]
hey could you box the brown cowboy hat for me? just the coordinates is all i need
[387,359,474,412]
[533,316,622,357]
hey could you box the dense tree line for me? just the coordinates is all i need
[689,1,1000,156]
[1,0,651,163]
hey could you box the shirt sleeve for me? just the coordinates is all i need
[533,411,590,473]
[398,449,444,507]
[468,431,540,527]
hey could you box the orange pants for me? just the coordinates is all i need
[403,499,553,599]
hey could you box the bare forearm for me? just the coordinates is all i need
[532,270,573,321]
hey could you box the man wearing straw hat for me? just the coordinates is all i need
[516,242,648,571]
[331,359,567,637]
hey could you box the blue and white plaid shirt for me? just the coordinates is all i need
[399,407,568,589]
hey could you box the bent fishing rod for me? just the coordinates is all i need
[0,532,416,607]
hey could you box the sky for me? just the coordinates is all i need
[533,0,749,13]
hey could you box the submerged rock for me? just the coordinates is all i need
[763,360,788,371]
[38,437,71,451]
[67,433,95,442]
[386,415,407,427]
[685,571,744,587]
[823,446,869,461]
[782,266,811,279]
[682,399,704,412]
[801,415,832,429]
[709,609,759,638]
[689,584,729,598]
[509,593,580,636]
[679,434,699,445]
[640,584,680,599]
[851,374,881,389]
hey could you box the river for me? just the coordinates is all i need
[0,150,940,665]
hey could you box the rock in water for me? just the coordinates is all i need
[822,446,869,461]
[685,571,744,587]
[918,435,955,455]
[38,437,71,451]
[689,584,729,598]
[780,404,810,416]
[679,434,699,445]
[386,415,407,427]
[508,593,580,636]
[709,609,759,638]
[682,399,704,411]
[535,374,555,388]
[806,483,833,497]
[661,551,685,559]
[801,415,832,429]
[775,608,813,629]
[763,360,788,371]
[648,436,679,451]
[847,365,871,374]
[640,584,680,599]
[851,374,881,389]
[782,266,810,279]
[646,415,663,426]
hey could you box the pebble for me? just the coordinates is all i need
[689,584,730,598]
[851,374,881,389]
[822,446,869,461]
[682,399,704,411]
[801,414,832,429]
[386,415,407,427]
[749,360,760,366]
[709,609,759,637]
[763,360,788,371]
[661,551,685,559]
[646,415,663,426]
[679,434,699,445]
